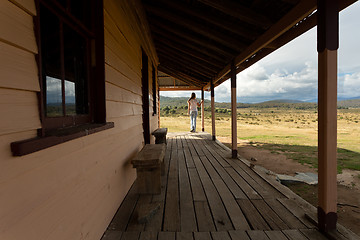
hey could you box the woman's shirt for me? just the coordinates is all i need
[189,99,199,112]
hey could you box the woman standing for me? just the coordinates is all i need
[187,92,203,132]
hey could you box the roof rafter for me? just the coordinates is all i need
[159,65,206,88]
[158,50,216,78]
[149,0,261,41]
[197,0,273,29]
[144,4,246,52]
[154,36,224,69]
[149,17,234,59]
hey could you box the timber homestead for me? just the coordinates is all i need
[0,0,359,240]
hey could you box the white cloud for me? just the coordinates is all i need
[229,61,317,103]
[338,72,360,98]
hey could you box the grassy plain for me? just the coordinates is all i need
[160,107,360,172]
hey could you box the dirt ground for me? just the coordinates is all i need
[218,137,360,236]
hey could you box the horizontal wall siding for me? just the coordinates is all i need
[0,88,41,135]
[0,41,39,91]
[0,0,158,240]
[0,0,37,53]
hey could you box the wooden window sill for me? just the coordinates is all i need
[11,122,114,156]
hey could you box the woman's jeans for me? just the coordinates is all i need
[190,110,198,131]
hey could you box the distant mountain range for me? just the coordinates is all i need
[160,96,360,109]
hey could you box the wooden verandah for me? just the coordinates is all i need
[101,133,358,240]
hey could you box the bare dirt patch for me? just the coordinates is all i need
[218,136,360,236]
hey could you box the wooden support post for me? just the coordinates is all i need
[317,0,338,232]
[231,60,237,158]
[201,88,205,132]
[211,80,216,140]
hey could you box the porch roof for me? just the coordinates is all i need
[141,0,355,90]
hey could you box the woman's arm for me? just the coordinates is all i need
[197,100,203,107]
[187,101,190,115]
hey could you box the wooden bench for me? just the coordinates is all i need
[131,144,166,194]
[151,128,168,144]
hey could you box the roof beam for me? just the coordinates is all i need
[197,0,272,29]
[159,58,211,81]
[151,27,228,65]
[154,36,224,69]
[144,4,246,52]
[158,50,216,78]
[159,65,206,88]
[159,86,203,91]
[206,0,317,89]
[150,0,261,41]
[149,18,234,59]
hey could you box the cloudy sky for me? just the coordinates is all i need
[160,2,360,103]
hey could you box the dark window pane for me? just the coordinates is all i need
[54,0,66,8]
[46,77,63,116]
[65,80,76,115]
[70,0,92,28]
[40,5,63,117]
[64,25,89,115]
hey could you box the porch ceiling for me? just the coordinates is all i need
[141,0,356,90]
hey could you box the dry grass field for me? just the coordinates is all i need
[160,108,360,172]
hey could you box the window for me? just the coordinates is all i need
[36,0,107,131]
[10,0,111,156]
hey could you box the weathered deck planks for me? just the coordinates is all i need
[102,132,358,240]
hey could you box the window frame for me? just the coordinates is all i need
[37,0,98,131]
[152,65,157,116]
[10,0,110,156]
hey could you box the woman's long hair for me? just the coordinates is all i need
[188,92,196,101]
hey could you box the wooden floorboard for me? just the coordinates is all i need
[178,136,197,232]
[300,229,329,240]
[163,138,180,231]
[194,232,212,240]
[176,232,194,240]
[265,198,306,229]
[194,201,216,232]
[126,194,152,231]
[120,231,140,240]
[101,133,358,240]
[237,199,270,230]
[158,232,175,240]
[108,184,139,231]
[189,138,233,231]
[139,231,157,240]
[282,229,310,240]
[101,230,122,240]
[228,230,250,240]
[265,230,289,240]
[251,199,289,230]
[188,168,207,202]
[247,230,271,240]
[211,231,231,240]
